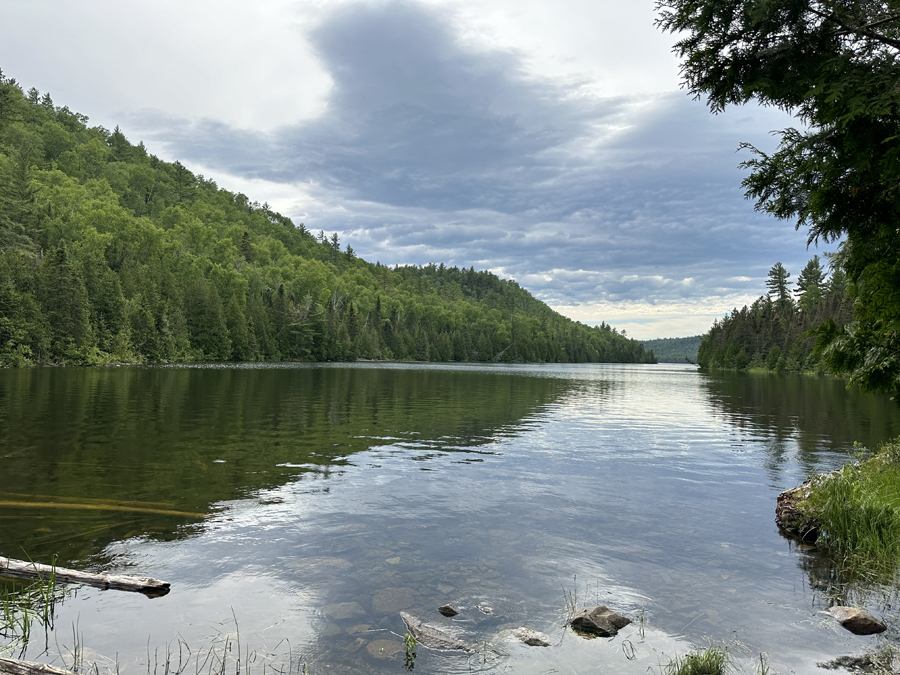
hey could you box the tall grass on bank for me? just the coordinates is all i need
[803,439,900,576]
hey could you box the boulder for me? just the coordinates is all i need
[511,627,551,647]
[437,604,458,617]
[825,607,887,635]
[400,612,471,651]
[570,606,631,637]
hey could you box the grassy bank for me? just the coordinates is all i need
[799,438,900,577]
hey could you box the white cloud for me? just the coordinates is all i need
[1,0,332,131]
[556,295,761,339]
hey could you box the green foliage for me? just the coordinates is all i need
[403,632,417,671]
[698,257,851,372]
[803,439,900,577]
[656,0,900,399]
[662,647,730,675]
[0,69,655,367]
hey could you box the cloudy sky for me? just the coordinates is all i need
[1,0,822,338]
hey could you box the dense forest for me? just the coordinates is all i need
[0,70,654,367]
[698,256,852,372]
[640,335,702,364]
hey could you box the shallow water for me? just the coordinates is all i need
[2,362,900,674]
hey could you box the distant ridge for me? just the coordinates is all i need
[640,336,702,364]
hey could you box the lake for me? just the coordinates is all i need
[1,362,899,674]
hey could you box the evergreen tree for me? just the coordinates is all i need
[39,248,92,361]
[240,232,252,262]
[108,125,132,162]
[765,263,792,307]
[796,255,825,314]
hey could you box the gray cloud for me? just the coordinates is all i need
[138,1,607,211]
[125,0,815,326]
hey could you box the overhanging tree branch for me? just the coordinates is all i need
[807,6,900,52]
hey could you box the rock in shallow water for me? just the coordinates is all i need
[508,627,551,647]
[372,587,414,614]
[321,602,366,620]
[366,640,404,658]
[569,606,631,637]
[400,611,471,651]
[825,607,887,635]
[437,604,458,617]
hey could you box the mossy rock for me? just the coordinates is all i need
[775,482,819,542]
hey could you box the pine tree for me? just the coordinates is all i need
[39,247,93,361]
[765,263,792,307]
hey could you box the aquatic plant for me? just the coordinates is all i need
[140,613,308,675]
[636,606,647,638]
[561,575,578,621]
[662,647,731,675]
[0,555,59,655]
[402,632,417,671]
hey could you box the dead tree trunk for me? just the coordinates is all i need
[0,557,170,596]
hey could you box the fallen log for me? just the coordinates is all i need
[0,556,170,597]
[0,657,78,675]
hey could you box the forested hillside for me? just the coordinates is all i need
[640,336,702,363]
[698,256,851,372]
[0,71,654,366]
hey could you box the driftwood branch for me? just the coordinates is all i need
[0,557,170,597]
[0,657,78,675]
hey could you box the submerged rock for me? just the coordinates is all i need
[437,604,459,617]
[502,627,551,647]
[569,606,631,637]
[366,640,404,658]
[372,587,414,614]
[825,607,887,635]
[400,611,471,651]
[322,602,366,620]
[819,650,900,673]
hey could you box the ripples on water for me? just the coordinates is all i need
[1,363,900,674]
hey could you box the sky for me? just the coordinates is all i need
[0,0,823,338]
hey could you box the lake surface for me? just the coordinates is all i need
[2,362,900,674]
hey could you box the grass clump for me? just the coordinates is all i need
[1,557,60,655]
[662,647,731,675]
[803,438,900,575]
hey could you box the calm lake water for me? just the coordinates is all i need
[2,362,900,674]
